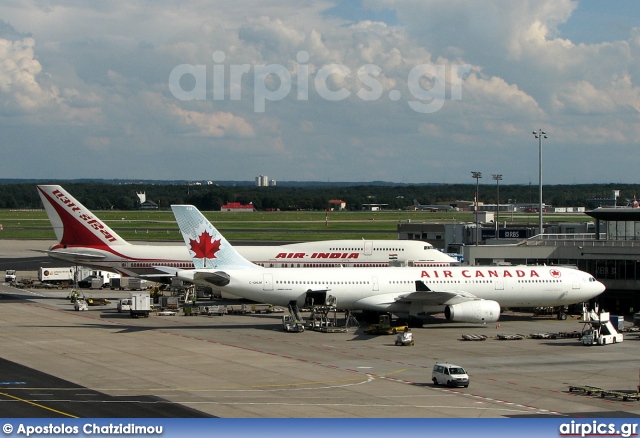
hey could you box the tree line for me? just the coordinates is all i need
[0,181,637,211]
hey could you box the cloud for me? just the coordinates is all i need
[0,36,56,115]
[169,104,256,139]
[0,1,639,183]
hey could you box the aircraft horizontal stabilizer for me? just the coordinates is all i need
[154,266,181,276]
[193,271,231,287]
[35,249,107,260]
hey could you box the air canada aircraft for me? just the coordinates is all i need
[168,205,605,323]
[36,185,457,278]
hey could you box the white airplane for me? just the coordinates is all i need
[36,185,457,277]
[412,199,453,211]
[168,205,605,323]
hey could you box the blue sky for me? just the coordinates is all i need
[0,1,638,184]
[559,1,640,44]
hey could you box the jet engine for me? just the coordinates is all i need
[444,300,501,323]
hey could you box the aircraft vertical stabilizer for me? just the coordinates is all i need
[37,185,129,247]
[171,205,257,270]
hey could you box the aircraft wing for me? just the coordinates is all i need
[33,249,107,260]
[394,281,480,306]
[155,267,231,287]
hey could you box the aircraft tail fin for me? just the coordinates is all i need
[37,185,129,247]
[171,205,257,270]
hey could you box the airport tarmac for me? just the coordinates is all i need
[0,240,637,418]
[1,280,640,419]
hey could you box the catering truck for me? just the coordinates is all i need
[39,267,92,285]
[130,292,151,318]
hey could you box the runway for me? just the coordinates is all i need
[1,281,640,418]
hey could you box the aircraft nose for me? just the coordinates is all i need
[582,279,605,301]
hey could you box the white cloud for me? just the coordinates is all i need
[0,1,639,183]
[169,104,256,139]
[0,36,55,115]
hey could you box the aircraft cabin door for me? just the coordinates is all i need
[372,276,379,291]
[572,279,580,289]
[263,273,273,291]
[364,241,373,256]
[495,279,504,290]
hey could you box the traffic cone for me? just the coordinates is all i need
[496,323,501,329]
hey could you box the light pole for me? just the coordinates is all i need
[532,129,547,235]
[471,171,482,245]
[492,174,502,238]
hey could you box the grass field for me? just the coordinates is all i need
[0,209,593,242]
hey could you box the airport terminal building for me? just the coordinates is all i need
[398,208,640,314]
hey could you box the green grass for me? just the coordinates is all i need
[0,209,593,241]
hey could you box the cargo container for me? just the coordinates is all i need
[130,292,151,318]
[161,296,179,310]
[128,278,148,291]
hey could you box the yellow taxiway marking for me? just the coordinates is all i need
[0,391,79,418]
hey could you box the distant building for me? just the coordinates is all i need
[255,175,276,186]
[140,200,158,210]
[221,202,255,212]
[328,199,346,211]
[362,204,388,211]
[136,192,158,209]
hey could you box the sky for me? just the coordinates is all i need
[0,0,639,185]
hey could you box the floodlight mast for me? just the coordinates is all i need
[532,129,547,235]
[471,171,482,245]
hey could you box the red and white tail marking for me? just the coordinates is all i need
[37,185,129,247]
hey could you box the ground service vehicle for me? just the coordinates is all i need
[364,314,408,335]
[282,315,305,332]
[130,292,151,318]
[117,298,132,313]
[74,299,88,311]
[581,306,624,345]
[38,267,74,284]
[79,270,120,289]
[432,363,469,388]
[5,270,16,282]
[395,328,414,346]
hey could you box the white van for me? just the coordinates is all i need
[432,363,469,388]
[117,298,132,313]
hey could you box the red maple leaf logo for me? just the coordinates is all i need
[550,269,561,278]
[189,230,222,259]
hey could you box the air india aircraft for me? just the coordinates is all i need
[37,185,457,278]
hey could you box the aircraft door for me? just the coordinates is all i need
[495,279,504,290]
[364,241,373,256]
[305,291,327,307]
[263,273,273,291]
[572,279,580,289]
[372,276,379,291]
